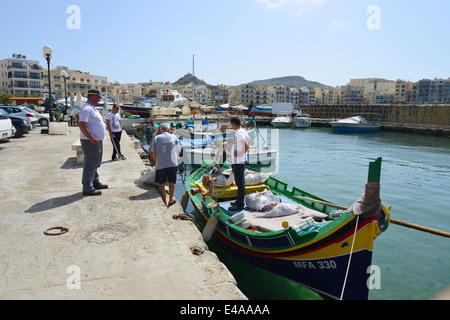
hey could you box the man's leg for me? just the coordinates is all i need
[230,164,245,209]
[81,140,102,194]
[168,167,178,206]
[156,168,168,206]
[158,183,167,206]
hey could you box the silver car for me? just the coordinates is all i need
[0,106,39,128]
[24,107,50,126]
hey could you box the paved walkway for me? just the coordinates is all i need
[0,126,246,300]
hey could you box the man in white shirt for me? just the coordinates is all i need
[106,104,126,161]
[228,117,250,211]
[78,89,108,196]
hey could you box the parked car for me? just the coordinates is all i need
[0,109,16,141]
[23,107,50,126]
[0,106,39,128]
[0,108,32,138]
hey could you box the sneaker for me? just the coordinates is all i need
[112,157,119,161]
[119,155,126,160]
[93,182,109,190]
[83,189,102,196]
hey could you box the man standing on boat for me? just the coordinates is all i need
[228,117,250,211]
[106,104,126,161]
[78,89,108,196]
[149,123,181,207]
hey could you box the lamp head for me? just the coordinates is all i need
[42,45,53,59]
[60,70,69,78]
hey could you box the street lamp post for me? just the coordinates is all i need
[61,70,69,120]
[43,45,54,123]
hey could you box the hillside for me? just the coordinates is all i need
[174,73,208,86]
[247,76,330,88]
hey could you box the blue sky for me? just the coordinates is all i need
[1,0,449,87]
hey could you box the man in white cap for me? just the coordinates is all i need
[78,89,108,196]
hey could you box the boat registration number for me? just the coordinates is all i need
[293,260,337,270]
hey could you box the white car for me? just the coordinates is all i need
[0,109,16,142]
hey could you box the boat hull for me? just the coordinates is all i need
[332,125,380,133]
[294,118,311,128]
[120,105,152,118]
[185,163,389,300]
[192,202,382,300]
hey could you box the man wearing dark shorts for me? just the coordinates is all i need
[149,123,181,207]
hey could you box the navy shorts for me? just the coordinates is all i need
[155,167,178,184]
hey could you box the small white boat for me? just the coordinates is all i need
[271,114,292,128]
[331,116,381,132]
[293,116,311,128]
[182,146,278,166]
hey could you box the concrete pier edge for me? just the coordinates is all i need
[0,126,246,300]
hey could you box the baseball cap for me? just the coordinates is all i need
[87,89,104,98]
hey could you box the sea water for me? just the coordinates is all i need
[175,127,450,300]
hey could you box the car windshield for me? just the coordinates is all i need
[0,109,8,116]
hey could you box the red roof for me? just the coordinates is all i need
[8,97,45,101]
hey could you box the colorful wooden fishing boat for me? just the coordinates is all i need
[183,158,391,300]
[250,104,272,116]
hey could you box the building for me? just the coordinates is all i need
[418,78,450,104]
[42,65,110,101]
[0,53,44,97]
[208,85,229,105]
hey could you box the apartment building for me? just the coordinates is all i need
[0,54,44,97]
[208,85,229,105]
[418,78,450,104]
[42,65,110,100]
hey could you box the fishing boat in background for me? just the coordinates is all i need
[120,98,155,118]
[250,104,272,116]
[215,103,232,113]
[182,146,278,167]
[331,116,381,133]
[182,158,391,300]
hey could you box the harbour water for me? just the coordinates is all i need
[173,126,450,300]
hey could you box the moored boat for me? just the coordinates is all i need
[331,116,381,133]
[271,114,292,128]
[120,98,154,118]
[182,158,390,300]
[250,104,272,116]
[293,115,311,128]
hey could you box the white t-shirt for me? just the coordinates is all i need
[79,103,106,141]
[231,128,250,164]
[106,112,122,133]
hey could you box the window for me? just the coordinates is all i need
[30,73,41,79]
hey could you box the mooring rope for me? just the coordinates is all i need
[340,214,360,300]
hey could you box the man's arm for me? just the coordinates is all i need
[105,119,113,137]
[150,152,156,167]
[78,121,99,145]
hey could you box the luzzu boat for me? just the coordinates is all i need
[182,158,391,300]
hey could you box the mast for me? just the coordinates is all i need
[193,54,196,102]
